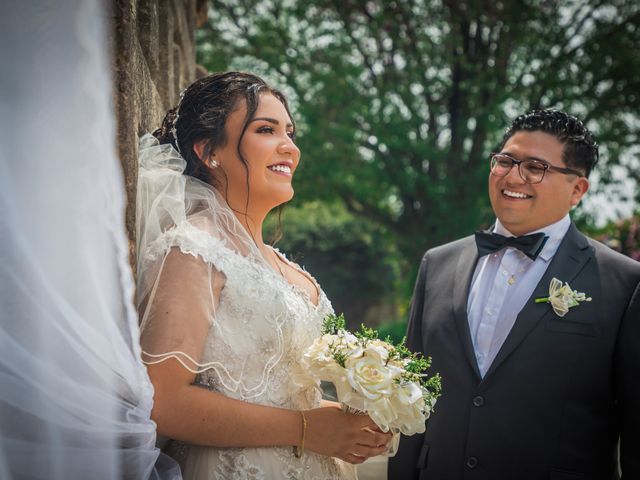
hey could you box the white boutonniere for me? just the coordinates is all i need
[535,277,592,317]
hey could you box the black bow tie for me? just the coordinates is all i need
[475,230,549,261]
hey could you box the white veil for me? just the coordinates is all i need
[135,134,292,401]
[0,2,180,479]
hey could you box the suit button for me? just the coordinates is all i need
[466,456,479,469]
[472,395,484,407]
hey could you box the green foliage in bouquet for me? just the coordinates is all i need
[322,313,347,335]
[322,314,442,403]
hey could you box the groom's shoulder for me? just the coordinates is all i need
[583,232,640,276]
[423,234,475,260]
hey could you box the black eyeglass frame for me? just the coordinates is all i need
[489,153,584,184]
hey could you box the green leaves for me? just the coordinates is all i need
[321,313,441,398]
[322,313,347,335]
[199,0,639,312]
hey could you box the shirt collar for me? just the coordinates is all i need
[493,215,571,262]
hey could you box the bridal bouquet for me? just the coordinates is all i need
[300,314,441,439]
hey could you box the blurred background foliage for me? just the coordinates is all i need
[265,202,406,330]
[198,0,639,332]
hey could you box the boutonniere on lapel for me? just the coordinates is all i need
[535,278,592,317]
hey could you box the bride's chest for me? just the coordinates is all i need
[205,257,331,358]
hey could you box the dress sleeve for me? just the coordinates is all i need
[138,223,228,373]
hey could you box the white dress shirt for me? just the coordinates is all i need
[467,215,571,377]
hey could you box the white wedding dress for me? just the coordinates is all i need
[136,135,357,480]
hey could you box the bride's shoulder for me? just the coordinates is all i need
[145,216,239,270]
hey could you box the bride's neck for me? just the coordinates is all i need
[221,193,274,252]
[230,204,283,271]
[231,206,267,248]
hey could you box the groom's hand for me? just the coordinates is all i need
[304,407,393,464]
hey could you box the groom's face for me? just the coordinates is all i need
[488,130,589,236]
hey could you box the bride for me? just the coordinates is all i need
[136,71,391,479]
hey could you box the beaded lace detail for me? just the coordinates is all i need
[149,222,353,479]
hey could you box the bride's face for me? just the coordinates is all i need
[214,93,300,214]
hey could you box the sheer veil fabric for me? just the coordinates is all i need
[136,134,289,398]
[0,2,179,479]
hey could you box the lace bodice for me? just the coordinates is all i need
[143,221,355,480]
[147,221,332,406]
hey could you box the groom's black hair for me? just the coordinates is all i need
[501,109,599,178]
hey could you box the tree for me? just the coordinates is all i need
[198,0,640,264]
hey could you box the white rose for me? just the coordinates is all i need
[395,381,424,406]
[300,334,348,384]
[305,334,337,364]
[363,341,390,363]
[361,383,429,435]
[345,354,393,400]
[390,383,428,435]
[336,330,359,348]
[371,338,395,356]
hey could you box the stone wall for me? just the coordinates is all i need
[111,0,208,267]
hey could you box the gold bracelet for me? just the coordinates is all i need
[293,410,307,458]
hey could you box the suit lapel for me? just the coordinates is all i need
[452,240,482,380]
[483,224,593,379]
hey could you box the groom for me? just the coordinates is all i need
[389,109,640,480]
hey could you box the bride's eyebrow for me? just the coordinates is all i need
[250,117,294,129]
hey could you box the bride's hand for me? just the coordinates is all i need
[304,406,393,464]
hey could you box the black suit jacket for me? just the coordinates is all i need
[388,224,640,480]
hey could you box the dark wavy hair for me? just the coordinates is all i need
[154,71,294,188]
[501,109,599,178]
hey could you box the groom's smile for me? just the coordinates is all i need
[502,189,533,200]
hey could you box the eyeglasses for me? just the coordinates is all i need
[489,153,584,184]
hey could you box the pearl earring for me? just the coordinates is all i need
[209,157,218,168]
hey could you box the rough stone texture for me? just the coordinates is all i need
[111,0,204,269]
